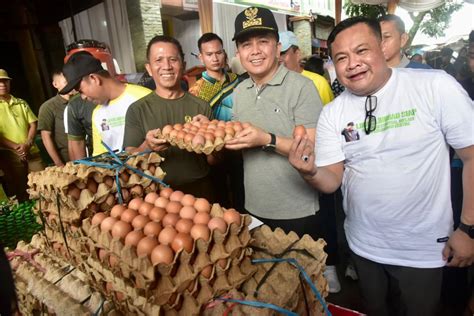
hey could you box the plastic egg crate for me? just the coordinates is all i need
[28,152,165,224]
[156,120,245,155]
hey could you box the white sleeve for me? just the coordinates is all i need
[64,105,69,134]
[315,105,345,167]
[435,73,474,150]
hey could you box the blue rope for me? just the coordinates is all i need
[215,297,298,316]
[252,258,332,316]
[74,141,169,204]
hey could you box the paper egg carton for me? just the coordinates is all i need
[11,237,115,316]
[28,152,165,224]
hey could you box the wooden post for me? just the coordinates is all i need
[387,0,399,14]
[198,0,213,34]
[335,0,342,24]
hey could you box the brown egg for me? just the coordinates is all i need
[190,125,199,133]
[111,221,132,239]
[171,233,194,253]
[98,248,108,262]
[217,258,228,269]
[166,201,182,214]
[67,185,81,200]
[91,212,107,226]
[169,190,184,202]
[184,122,193,129]
[224,127,235,137]
[208,217,227,234]
[160,187,173,198]
[190,224,210,241]
[132,214,150,230]
[193,212,210,225]
[194,198,211,213]
[201,265,213,278]
[176,130,186,141]
[161,125,173,136]
[293,125,307,138]
[162,213,179,227]
[120,171,130,183]
[110,205,127,219]
[179,206,196,220]
[120,188,130,202]
[121,208,138,223]
[138,202,154,216]
[207,123,216,130]
[169,129,179,139]
[144,192,159,204]
[158,226,178,245]
[214,128,225,138]
[173,123,183,131]
[151,244,175,265]
[217,120,226,128]
[86,178,98,194]
[104,176,114,188]
[124,230,144,247]
[175,219,194,234]
[128,197,143,211]
[136,237,159,257]
[109,254,119,267]
[223,209,241,226]
[184,133,195,144]
[144,221,162,237]
[233,123,243,133]
[192,134,206,147]
[149,206,166,222]
[100,217,118,233]
[181,194,196,207]
[154,196,169,209]
[203,132,215,143]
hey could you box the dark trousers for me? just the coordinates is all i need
[352,251,442,316]
[319,190,340,266]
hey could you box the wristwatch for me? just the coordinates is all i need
[458,222,474,239]
[262,133,276,152]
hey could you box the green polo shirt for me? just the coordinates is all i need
[0,95,39,155]
[232,65,322,219]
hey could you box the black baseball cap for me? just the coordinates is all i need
[233,6,279,41]
[60,51,104,94]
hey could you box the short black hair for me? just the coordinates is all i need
[235,29,279,47]
[146,35,185,62]
[378,14,405,34]
[198,33,223,52]
[304,56,325,76]
[469,30,474,43]
[327,17,382,58]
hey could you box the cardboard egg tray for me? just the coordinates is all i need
[203,225,329,315]
[156,131,226,155]
[10,236,116,316]
[27,152,165,224]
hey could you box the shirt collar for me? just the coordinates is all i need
[202,70,229,84]
[244,64,288,89]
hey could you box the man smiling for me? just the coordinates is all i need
[289,17,474,314]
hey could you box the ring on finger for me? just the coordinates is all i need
[301,155,309,162]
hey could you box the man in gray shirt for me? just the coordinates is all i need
[225,7,325,246]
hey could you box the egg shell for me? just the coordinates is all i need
[217,258,228,269]
[169,130,178,139]
[223,209,241,226]
[111,221,132,239]
[67,185,81,200]
[132,214,151,230]
[166,201,182,214]
[160,188,173,199]
[217,121,226,128]
[192,134,205,147]
[179,206,196,220]
[194,198,211,213]
[161,125,173,136]
[121,208,138,223]
[208,217,227,234]
[190,224,210,241]
[86,178,98,194]
[119,172,130,183]
[128,197,143,211]
[214,128,225,139]
[184,133,195,144]
[149,206,166,222]
[233,123,243,133]
[104,176,114,187]
[193,212,210,225]
[162,213,180,227]
[158,226,178,245]
[144,192,159,204]
[151,244,175,265]
[124,230,145,247]
[207,124,216,130]
[144,221,162,237]
[154,196,169,209]
[171,233,193,253]
[224,127,235,137]
[175,219,194,234]
[100,217,118,233]
[138,202,154,216]
[176,130,186,141]
[130,185,144,197]
[91,212,107,226]
[184,122,193,129]
[110,205,127,219]
[169,190,184,202]
[293,125,307,138]
[137,237,159,257]
[109,254,120,267]
[98,248,108,262]
[203,132,215,143]
[181,194,196,207]
[173,123,183,131]
[201,265,213,278]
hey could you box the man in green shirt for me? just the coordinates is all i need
[38,71,74,166]
[123,35,213,200]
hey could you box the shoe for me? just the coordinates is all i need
[345,263,358,281]
[323,265,341,293]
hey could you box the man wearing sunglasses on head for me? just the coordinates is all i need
[289,16,474,315]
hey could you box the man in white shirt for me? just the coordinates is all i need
[289,16,474,315]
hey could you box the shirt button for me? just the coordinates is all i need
[257,96,261,99]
